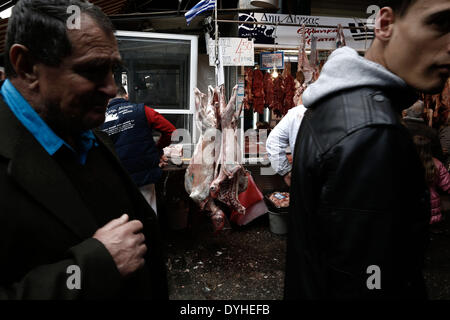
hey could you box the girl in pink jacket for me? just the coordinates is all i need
[414,135,450,224]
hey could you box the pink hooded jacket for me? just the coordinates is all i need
[430,158,450,224]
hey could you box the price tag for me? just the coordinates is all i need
[209,38,255,67]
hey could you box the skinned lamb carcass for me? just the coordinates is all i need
[335,24,346,49]
[185,86,221,210]
[185,85,247,232]
[297,24,315,86]
[309,34,320,82]
[210,85,245,197]
[210,85,247,229]
[293,24,315,105]
[293,71,305,106]
[212,85,248,229]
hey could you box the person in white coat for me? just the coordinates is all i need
[266,105,307,186]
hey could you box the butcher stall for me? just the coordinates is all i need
[235,12,373,132]
[114,11,450,235]
[149,13,377,234]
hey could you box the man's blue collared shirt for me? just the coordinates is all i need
[0,79,98,165]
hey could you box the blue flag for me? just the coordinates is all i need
[185,0,216,26]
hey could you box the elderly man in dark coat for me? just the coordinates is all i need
[0,0,167,299]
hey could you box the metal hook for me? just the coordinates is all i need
[273,21,279,53]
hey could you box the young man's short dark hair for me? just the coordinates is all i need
[117,86,128,98]
[5,0,115,77]
[377,0,418,16]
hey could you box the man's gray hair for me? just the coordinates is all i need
[5,0,115,78]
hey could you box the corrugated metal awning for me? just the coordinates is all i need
[0,0,128,55]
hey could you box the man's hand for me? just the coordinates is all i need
[159,155,169,168]
[93,214,147,277]
[283,172,292,187]
[286,154,293,164]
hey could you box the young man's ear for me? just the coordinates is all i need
[375,7,396,41]
[9,44,38,82]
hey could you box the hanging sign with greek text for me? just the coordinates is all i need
[239,12,374,51]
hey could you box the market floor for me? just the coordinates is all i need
[163,211,450,300]
[164,212,286,300]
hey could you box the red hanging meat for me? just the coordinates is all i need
[263,72,274,108]
[283,73,296,115]
[282,63,296,115]
[252,69,265,114]
[243,68,253,110]
[272,75,285,117]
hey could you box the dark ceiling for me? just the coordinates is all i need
[122,0,240,12]
[0,0,243,54]
[0,0,374,56]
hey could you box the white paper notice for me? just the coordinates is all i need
[209,38,254,67]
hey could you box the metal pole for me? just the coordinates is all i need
[215,0,219,87]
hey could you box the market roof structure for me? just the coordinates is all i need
[0,0,128,55]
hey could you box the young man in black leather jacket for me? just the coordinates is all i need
[285,0,450,299]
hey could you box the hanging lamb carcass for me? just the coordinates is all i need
[335,24,346,49]
[297,24,315,86]
[294,24,315,106]
[185,85,248,231]
[309,34,320,82]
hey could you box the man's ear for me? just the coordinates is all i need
[9,44,38,82]
[375,7,396,41]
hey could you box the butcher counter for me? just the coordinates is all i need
[155,163,287,231]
